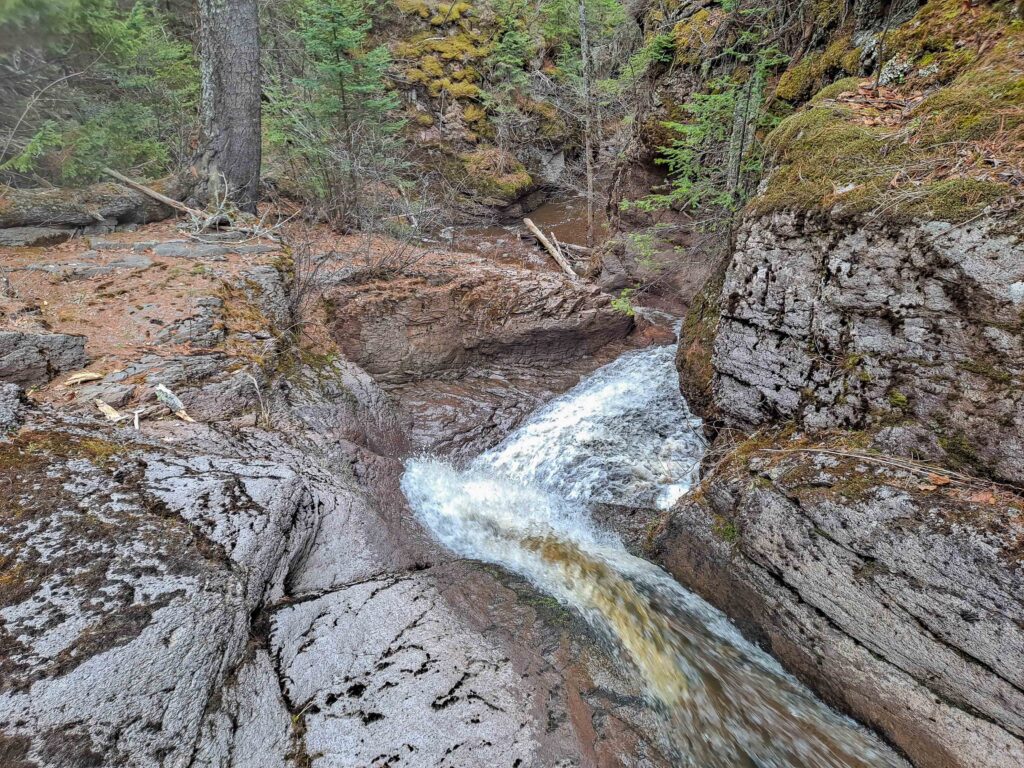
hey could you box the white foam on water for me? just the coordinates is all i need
[401,334,906,767]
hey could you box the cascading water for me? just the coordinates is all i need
[401,332,905,767]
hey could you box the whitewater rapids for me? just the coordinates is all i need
[401,337,905,767]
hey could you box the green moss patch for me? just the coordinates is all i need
[775,36,862,103]
[751,0,1023,223]
[460,147,534,201]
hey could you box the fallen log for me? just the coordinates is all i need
[101,167,203,219]
[0,176,190,229]
[561,242,592,255]
[523,217,578,279]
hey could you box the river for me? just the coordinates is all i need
[401,330,906,767]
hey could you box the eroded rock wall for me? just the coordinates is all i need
[654,448,1024,768]
[713,212,1024,482]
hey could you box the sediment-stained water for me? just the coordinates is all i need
[401,335,906,767]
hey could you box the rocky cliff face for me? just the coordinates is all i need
[653,444,1024,768]
[662,153,1024,768]
[644,4,1024,766]
[323,248,658,458]
[714,212,1024,483]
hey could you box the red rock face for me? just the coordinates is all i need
[324,249,650,458]
[325,250,633,385]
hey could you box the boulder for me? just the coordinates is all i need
[324,250,632,385]
[323,249,638,457]
[0,330,88,387]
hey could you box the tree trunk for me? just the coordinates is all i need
[578,0,595,248]
[195,0,261,213]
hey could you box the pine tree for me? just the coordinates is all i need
[196,0,261,212]
[289,0,402,227]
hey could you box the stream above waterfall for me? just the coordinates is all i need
[401,331,906,767]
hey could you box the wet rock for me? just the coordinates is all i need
[0,330,88,387]
[711,212,1024,483]
[655,452,1024,768]
[0,226,74,247]
[0,362,670,768]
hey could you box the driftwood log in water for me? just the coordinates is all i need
[524,217,578,279]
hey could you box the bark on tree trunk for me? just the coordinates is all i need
[195,0,261,213]
[578,0,595,249]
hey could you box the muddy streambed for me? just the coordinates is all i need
[453,195,607,262]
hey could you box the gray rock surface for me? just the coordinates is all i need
[0,383,23,430]
[151,242,230,260]
[271,569,537,768]
[654,449,1024,768]
[712,212,1024,483]
[0,345,673,767]
[14,254,153,280]
[151,296,225,348]
[0,330,88,387]
[0,226,74,247]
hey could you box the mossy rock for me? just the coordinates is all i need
[519,97,568,140]
[884,0,1018,85]
[421,55,445,78]
[396,0,431,19]
[460,147,534,202]
[430,1,472,26]
[752,49,1020,228]
[811,76,864,103]
[428,77,481,99]
[775,36,862,103]
[671,8,723,66]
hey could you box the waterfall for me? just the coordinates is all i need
[401,335,905,767]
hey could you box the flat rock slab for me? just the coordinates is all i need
[151,242,230,260]
[14,255,153,280]
[0,330,88,387]
[271,570,537,768]
[0,226,74,247]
